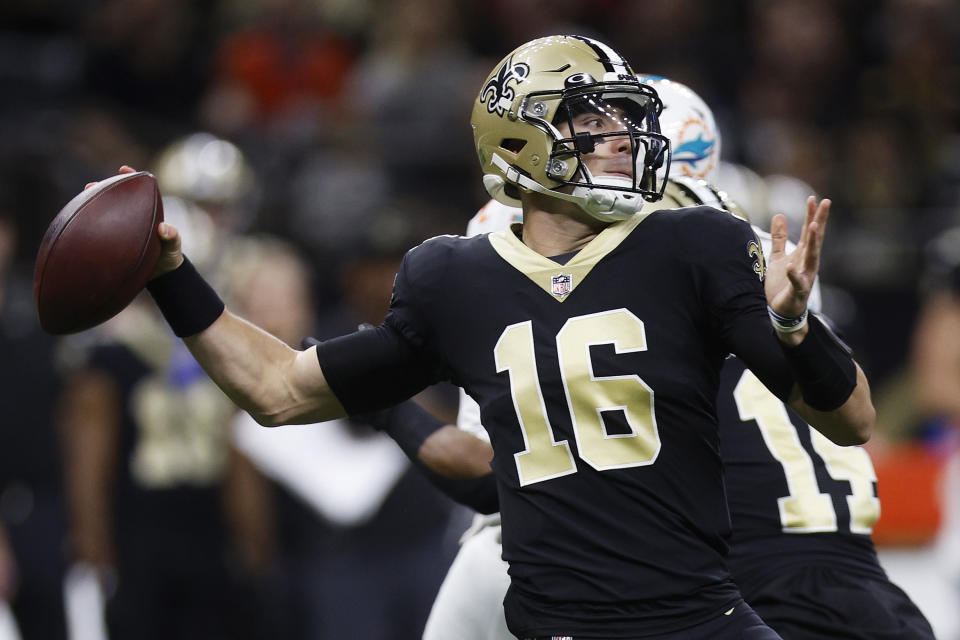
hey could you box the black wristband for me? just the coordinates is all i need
[362,400,444,460]
[146,257,225,337]
[781,314,857,411]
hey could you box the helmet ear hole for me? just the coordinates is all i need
[501,138,527,153]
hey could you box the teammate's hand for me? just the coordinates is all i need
[84,166,184,279]
[764,197,830,341]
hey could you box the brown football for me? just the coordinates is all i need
[33,171,164,334]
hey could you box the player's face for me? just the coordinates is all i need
[556,107,635,180]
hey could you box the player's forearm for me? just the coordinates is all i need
[184,310,346,426]
[772,313,874,445]
[364,401,499,511]
[419,425,494,479]
[148,258,345,425]
[791,363,875,446]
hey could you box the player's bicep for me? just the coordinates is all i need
[288,346,346,422]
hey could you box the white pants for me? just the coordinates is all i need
[422,523,512,640]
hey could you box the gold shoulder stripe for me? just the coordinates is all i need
[488,213,650,301]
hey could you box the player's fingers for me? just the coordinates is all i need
[786,263,809,301]
[802,219,823,274]
[804,200,830,272]
[796,196,816,249]
[814,198,831,236]
[769,214,788,257]
[84,166,137,191]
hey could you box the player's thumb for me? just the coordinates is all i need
[151,222,184,279]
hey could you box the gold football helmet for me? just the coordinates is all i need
[471,35,670,222]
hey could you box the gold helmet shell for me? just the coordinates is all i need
[471,35,670,220]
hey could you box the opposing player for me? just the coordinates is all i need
[423,75,931,640]
[99,36,873,638]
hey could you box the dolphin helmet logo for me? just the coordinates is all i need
[673,119,717,179]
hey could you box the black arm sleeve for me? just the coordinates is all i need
[719,295,857,410]
[313,324,446,415]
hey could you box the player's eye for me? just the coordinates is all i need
[578,116,604,130]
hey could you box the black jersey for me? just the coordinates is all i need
[323,206,802,637]
[85,336,237,558]
[717,357,886,592]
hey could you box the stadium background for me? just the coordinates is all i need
[0,0,958,638]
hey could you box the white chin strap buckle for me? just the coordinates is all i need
[582,188,643,221]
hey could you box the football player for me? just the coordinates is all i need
[419,76,932,640]
[103,35,874,639]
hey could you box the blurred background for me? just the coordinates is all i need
[0,0,958,638]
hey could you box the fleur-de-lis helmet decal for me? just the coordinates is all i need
[480,56,531,117]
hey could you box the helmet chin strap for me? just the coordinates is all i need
[487,154,645,222]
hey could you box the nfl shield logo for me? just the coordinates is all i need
[551,273,573,298]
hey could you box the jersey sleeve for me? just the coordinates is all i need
[315,324,447,414]
[690,210,795,401]
[384,236,456,353]
[318,238,458,414]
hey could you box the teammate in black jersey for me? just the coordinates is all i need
[95,35,874,639]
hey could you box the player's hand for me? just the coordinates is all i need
[84,166,184,279]
[764,197,830,340]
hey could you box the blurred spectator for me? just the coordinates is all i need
[911,226,960,435]
[152,131,258,240]
[201,0,356,139]
[82,0,218,121]
[343,0,478,200]
[58,134,269,640]
[0,206,68,639]
[226,235,463,639]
